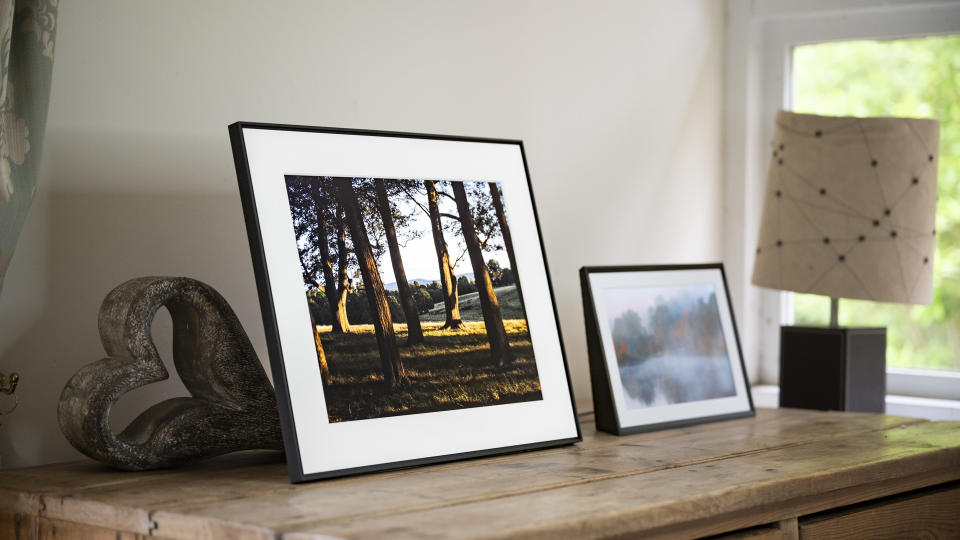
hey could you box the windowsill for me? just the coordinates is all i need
[751,384,960,421]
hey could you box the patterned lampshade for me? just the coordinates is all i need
[751,111,940,305]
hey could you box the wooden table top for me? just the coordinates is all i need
[1,408,959,539]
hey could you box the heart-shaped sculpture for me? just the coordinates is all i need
[58,277,283,470]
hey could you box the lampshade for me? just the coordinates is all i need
[752,111,939,305]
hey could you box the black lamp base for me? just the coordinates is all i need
[779,326,886,413]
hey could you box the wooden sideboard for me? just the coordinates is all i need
[1,408,958,539]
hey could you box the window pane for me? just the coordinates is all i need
[792,35,960,372]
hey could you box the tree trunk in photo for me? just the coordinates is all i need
[333,204,351,333]
[425,180,463,329]
[310,188,345,333]
[333,178,407,387]
[489,182,525,313]
[375,182,424,345]
[308,309,329,380]
[452,182,513,365]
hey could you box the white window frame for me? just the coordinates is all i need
[724,0,960,401]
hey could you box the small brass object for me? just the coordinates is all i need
[0,372,18,416]
[0,372,18,394]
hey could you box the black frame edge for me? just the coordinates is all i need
[229,122,581,482]
[579,262,755,436]
[718,263,756,418]
[232,120,524,147]
[229,122,307,482]
[292,436,581,483]
[518,141,583,444]
[580,267,620,435]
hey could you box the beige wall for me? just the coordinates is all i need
[0,0,724,468]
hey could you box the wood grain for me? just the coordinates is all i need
[0,510,37,540]
[778,518,799,540]
[708,525,783,539]
[38,517,146,540]
[3,409,852,532]
[799,482,960,539]
[282,421,960,539]
[150,410,924,538]
[0,409,956,540]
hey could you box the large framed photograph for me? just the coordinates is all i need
[580,264,753,435]
[230,123,580,482]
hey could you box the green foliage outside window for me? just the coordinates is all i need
[791,35,960,371]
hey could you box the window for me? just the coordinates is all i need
[791,36,960,373]
[725,0,960,406]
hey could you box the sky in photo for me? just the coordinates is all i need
[601,283,717,326]
[296,179,513,286]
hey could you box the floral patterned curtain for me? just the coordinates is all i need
[0,0,56,292]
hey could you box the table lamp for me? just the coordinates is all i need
[751,111,939,412]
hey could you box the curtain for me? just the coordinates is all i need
[0,0,56,293]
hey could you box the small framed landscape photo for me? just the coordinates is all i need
[580,264,753,435]
[230,123,580,482]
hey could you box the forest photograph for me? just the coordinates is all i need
[284,175,541,423]
[601,284,737,409]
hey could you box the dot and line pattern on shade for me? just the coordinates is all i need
[751,111,939,305]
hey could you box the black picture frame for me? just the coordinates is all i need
[230,122,580,482]
[580,263,754,435]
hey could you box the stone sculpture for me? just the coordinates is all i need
[58,277,283,470]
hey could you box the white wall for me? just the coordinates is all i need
[0,0,725,468]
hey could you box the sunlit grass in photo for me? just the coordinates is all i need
[321,320,541,422]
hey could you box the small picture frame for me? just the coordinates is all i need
[230,122,580,482]
[580,264,754,435]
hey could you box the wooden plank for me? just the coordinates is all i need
[145,411,923,538]
[0,510,37,540]
[0,487,42,518]
[0,409,884,496]
[0,450,285,515]
[641,468,956,540]
[281,421,960,540]
[37,517,145,540]
[778,518,799,540]
[0,410,930,539]
[0,451,287,535]
[41,496,155,537]
[707,524,784,539]
[799,482,960,539]
[0,450,285,498]
[1,410,812,528]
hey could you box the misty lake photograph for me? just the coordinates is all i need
[601,284,737,409]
